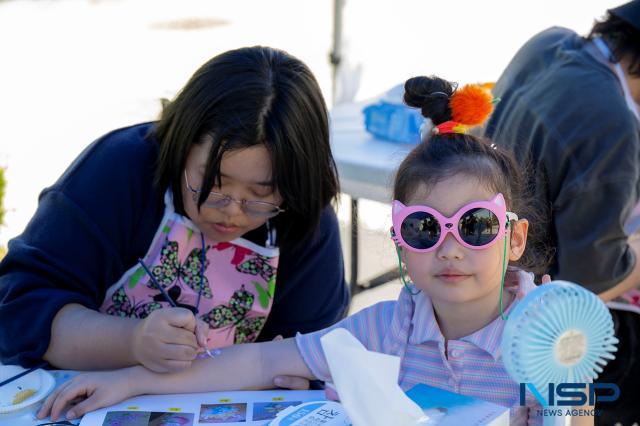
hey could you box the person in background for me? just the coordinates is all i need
[0,47,349,392]
[483,1,640,422]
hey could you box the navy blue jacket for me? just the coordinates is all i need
[0,123,350,366]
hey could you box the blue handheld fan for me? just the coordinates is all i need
[501,281,618,424]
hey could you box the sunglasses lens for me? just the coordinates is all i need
[458,208,501,246]
[400,212,440,249]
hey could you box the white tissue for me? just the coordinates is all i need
[320,328,429,426]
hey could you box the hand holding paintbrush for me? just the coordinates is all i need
[130,308,210,373]
[133,259,212,371]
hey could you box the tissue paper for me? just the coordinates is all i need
[320,328,429,426]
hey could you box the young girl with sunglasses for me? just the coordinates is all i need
[40,75,588,425]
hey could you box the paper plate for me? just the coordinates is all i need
[0,365,56,418]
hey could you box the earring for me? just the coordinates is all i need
[265,219,276,248]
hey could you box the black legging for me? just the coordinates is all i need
[595,308,640,425]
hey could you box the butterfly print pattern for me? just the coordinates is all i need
[200,285,267,344]
[105,287,162,318]
[236,254,276,282]
[150,239,212,299]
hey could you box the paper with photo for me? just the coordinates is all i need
[79,389,324,426]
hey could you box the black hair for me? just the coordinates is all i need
[589,13,640,76]
[153,46,339,246]
[395,75,553,274]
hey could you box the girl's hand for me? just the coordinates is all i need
[37,368,139,421]
[271,335,310,390]
[131,308,202,373]
[541,274,552,284]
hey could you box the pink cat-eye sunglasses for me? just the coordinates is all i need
[391,193,518,253]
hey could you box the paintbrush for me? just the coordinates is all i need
[0,361,48,388]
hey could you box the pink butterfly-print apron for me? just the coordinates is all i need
[99,191,280,349]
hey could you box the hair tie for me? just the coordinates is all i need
[428,91,450,98]
[433,121,468,135]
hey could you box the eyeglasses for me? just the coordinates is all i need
[184,171,285,218]
[391,193,518,252]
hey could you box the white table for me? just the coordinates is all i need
[3,369,324,426]
[329,100,415,293]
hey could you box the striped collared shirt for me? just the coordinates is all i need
[296,269,543,425]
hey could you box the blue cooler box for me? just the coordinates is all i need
[362,100,423,144]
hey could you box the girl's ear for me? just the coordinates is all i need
[508,219,529,261]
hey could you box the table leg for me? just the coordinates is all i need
[350,197,359,295]
[348,198,401,296]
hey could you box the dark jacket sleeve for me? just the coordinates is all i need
[485,28,640,293]
[0,124,163,366]
[515,91,640,292]
[530,70,640,293]
[258,206,350,340]
[551,123,640,293]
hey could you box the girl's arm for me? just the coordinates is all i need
[569,403,594,426]
[44,304,140,369]
[142,338,313,394]
[39,338,314,421]
[45,304,206,373]
[571,414,594,426]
